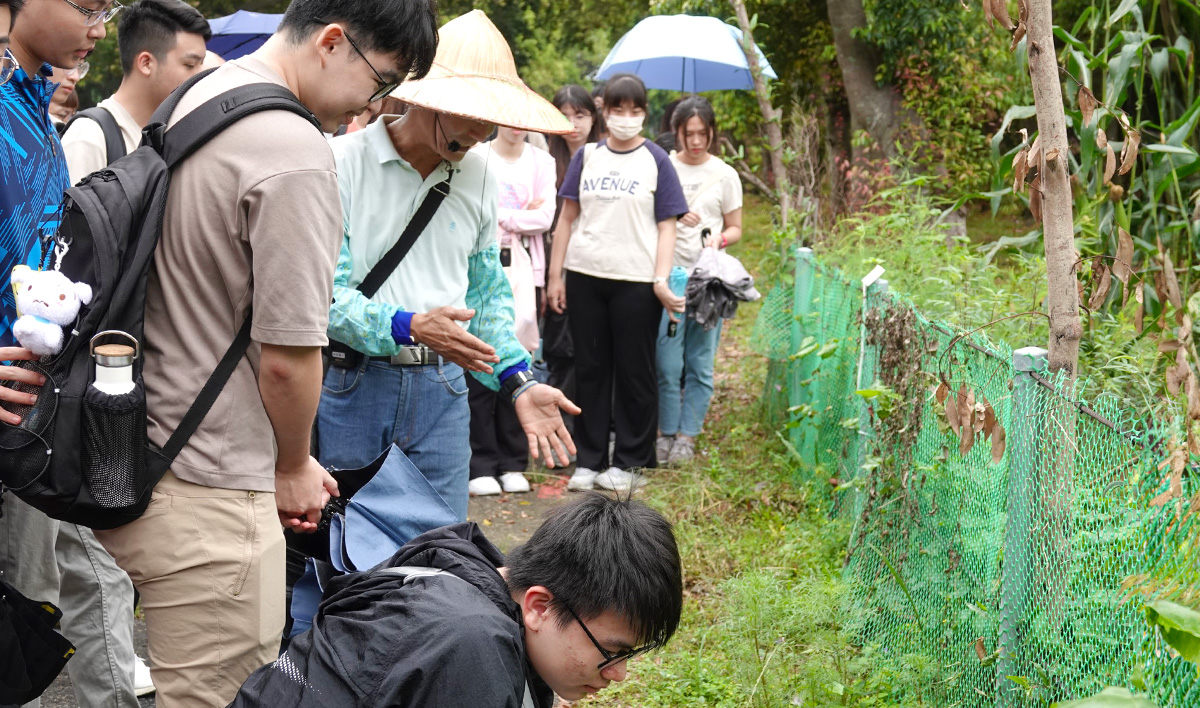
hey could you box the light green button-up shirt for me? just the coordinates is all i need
[327,116,529,390]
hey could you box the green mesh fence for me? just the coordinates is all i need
[753,247,1200,705]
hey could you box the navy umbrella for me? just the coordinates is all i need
[207,10,283,61]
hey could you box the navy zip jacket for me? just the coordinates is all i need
[229,523,555,708]
[0,62,70,345]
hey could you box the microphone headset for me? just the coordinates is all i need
[436,114,467,152]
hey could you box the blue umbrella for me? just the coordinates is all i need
[596,14,777,92]
[206,10,283,61]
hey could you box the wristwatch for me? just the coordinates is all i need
[499,369,536,400]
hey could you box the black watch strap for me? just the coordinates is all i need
[499,369,536,400]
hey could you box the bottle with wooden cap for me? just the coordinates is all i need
[90,331,139,396]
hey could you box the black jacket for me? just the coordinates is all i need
[228,524,554,708]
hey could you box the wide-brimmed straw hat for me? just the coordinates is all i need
[389,10,573,135]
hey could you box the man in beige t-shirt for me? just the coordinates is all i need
[93,1,440,705]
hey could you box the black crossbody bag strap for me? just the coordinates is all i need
[355,168,454,299]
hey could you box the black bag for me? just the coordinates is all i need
[64,106,127,167]
[0,69,322,529]
[0,580,75,705]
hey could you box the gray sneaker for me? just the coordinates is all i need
[667,436,696,465]
[656,435,674,465]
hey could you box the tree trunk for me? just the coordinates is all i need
[827,0,901,160]
[729,0,790,230]
[1027,0,1081,376]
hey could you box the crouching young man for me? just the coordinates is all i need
[228,493,683,707]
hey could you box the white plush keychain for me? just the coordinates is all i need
[11,264,92,357]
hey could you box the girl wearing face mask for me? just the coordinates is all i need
[656,96,743,466]
[546,73,690,493]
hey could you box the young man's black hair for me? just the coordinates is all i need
[278,0,439,82]
[506,491,684,649]
[116,0,211,74]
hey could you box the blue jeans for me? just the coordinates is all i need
[316,357,471,522]
[656,310,723,438]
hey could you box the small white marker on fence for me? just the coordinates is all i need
[856,266,886,391]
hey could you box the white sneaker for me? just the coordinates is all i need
[594,467,646,492]
[499,472,531,493]
[134,656,155,697]
[567,467,597,491]
[468,476,503,496]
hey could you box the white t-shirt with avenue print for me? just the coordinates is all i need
[669,154,742,270]
[558,138,689,282]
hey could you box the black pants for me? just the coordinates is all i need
[566,270,662,470]
[466,375,529,479]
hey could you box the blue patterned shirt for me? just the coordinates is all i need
[0,64,69,345]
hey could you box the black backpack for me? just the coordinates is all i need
[0,69,321,529]
[65,106,128,166]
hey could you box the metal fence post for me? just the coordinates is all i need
[790,247,818,466]
[996,346,1047,707]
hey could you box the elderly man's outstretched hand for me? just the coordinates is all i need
[513,383,580,468]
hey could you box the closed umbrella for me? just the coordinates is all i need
[207,10,283,61]
[596,14,777,92]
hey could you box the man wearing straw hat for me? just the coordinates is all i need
[317,10,579,520]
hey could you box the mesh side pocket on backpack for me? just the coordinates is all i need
[81,385,147,509]
[0,359,60,491]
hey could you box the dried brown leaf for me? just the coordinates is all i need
[1017,0,1028,21]
[991,422,1006,464]
[1188,366,1200,420]
[1029,174,1042,222]
[972,402,986,433]
[1088,259,1112,310]
[1160,339,1183,353]
[947,385,964,435]
[935,381,949,404]
[1045,147,1061,164]
[959,426,975,456]
[982,400,997,439]
[1096,129,1109,149]
[1162,250,1183,309]
[991,0,1015,30]
[1135,281,1145,333]
[1119,124,1141,176]
[1026,135,1041,168]
[1078,86,1099,127]
[1009,19,1026,51]
[974,637,987,661]
[1104,144,1117,185]
[1167,362,1190,396]
[958,388,977,456]
[1012,147,1029,193]
[1113,227,1133,284]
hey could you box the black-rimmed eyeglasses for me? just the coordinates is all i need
[316,20,398,103]
[562,603,653,671]
[61,0,123,27]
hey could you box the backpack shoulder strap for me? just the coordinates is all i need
[66,107,126,165]
[160,83,321,168]
[142,68,321,168]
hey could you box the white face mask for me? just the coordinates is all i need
[606,113,644,141]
